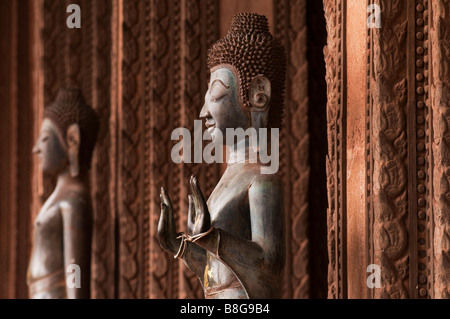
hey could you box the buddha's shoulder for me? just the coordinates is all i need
[242,163,282,188]
[58,190,91,216]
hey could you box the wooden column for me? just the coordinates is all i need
[0,0,40,299]
[324,0,450,299]
[430,0,450,299]
[346,0,367,299]
[324,0,347,299]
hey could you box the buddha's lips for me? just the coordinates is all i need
[205,120,216,129]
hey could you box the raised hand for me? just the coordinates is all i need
[157,187,180,255]
[187,175,211,236]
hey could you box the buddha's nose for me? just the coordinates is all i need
[32,142,40,154]
[199,103,210,119]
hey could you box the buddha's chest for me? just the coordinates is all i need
[207,167,254,239]
[34,202,62,240]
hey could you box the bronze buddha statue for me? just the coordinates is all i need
[158,13,287,299]
[28,88,98,299]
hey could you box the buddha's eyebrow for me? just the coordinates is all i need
[210,79,230,89]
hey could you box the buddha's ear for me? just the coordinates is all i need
[249,75,271,110]
[66,124,80,177]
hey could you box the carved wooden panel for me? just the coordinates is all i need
[324,0,450,299]
[367,0,432,299]
[119,0,146,299]
[365,0,374,300]
[371,0,409,299]
[409,0,430,299]
[430,0,450,299]
[275,0,311,299]
[324,0,347,299]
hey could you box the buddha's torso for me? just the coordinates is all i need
[203,162,261,299]
[27,184,90,299]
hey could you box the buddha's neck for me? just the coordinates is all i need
[227,137,258,165]
[55,169,88,191]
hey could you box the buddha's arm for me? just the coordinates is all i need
[61,199,91,299]
[181,242,207,285]
[195,175,285,277]
[158,188,207,283]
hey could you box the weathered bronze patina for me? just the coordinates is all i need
[158,13,286,299]
[27,89,98,299]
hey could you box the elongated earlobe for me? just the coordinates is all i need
[66,124,80,177]
[249,75,271,110]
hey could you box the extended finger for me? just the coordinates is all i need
[190,175,207,213]
[161,187,173,212]
[158,202,168,240]
[158,203,168,231]
[188,194,195,224]
[158,203,177,254]
[187,195,196,235]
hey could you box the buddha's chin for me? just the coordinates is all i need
[39,162,62,176]
[208,127,218,141]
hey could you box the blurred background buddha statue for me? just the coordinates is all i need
[158,13,287,299]
[27,88,98,299]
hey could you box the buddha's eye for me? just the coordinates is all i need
[42,135,49,142]
[210,94,226,102]
[210,85,228,102]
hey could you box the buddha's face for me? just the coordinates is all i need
[33,119,68,175]
[200,67,250,143]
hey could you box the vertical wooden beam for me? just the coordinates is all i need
[0,0,16,299]
[324,0,347,299]
[0,0,39,299]
[365,0,374,300]
[430,0,450,299]
[407,0,430,300]
[346,0,368,299]
[371,0,409,299]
